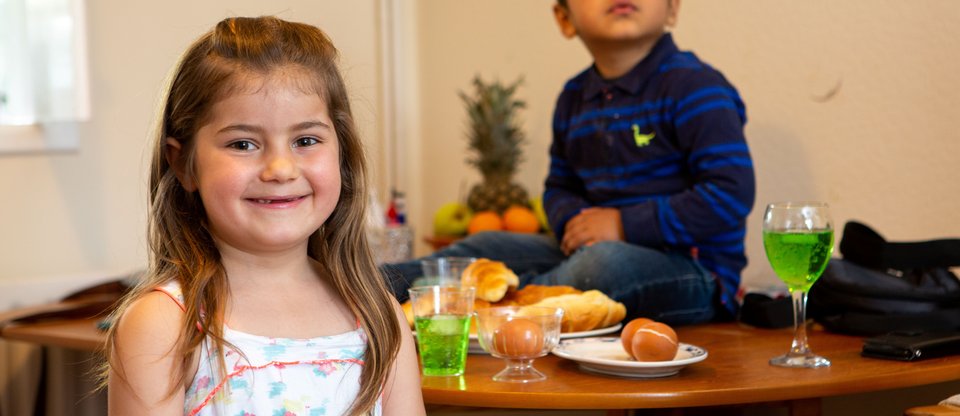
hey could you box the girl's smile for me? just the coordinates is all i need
[247,194,308,208]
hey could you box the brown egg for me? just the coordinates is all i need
[631,322,679,362]
[620,317,654,356]
[493,318,545,357]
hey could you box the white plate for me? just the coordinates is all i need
[468,322,624,354]
[415,323,623,354]
[552,337,707,378]
[559,323,623,339]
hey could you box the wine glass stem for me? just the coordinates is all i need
[789,289,811,355]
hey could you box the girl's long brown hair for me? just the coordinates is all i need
[103,16,400,415]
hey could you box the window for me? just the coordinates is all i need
[0,0,89,152]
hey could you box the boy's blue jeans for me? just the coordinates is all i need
[383,231,720,326]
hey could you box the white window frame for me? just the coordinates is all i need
[0,0,89,153]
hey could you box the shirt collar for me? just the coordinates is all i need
[582,32,679,100]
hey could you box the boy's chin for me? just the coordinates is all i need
[586,28,662,44]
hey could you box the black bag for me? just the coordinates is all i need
[861,330,960,361]
[739,292,794,329]
[807,221,960,336]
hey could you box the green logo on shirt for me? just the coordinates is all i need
[632,124,655,147]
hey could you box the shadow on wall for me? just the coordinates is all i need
[742,122,818,290]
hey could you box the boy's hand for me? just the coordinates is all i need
[560,207,625,255]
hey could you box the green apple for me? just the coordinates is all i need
[433,202,473,236]
[530,197,551,234]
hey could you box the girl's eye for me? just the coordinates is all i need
[294,136,320,148]
[227,140,258,151]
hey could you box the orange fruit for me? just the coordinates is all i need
[503,206,540,233]
[468,211,503,234]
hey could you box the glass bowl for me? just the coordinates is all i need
[475,306,563,382]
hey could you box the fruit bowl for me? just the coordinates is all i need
[423,235,462,251]
[475,306,563,383]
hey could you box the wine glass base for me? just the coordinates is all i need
[770,353,831,368]
[493,363,547,383]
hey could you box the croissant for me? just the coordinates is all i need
[524,290,626,332]
[460,258,519,303]
[500,284,582,306]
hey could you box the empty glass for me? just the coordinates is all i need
[415,257,477,287]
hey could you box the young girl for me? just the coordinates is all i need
[104,16,425,416]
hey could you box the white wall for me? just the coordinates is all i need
[2,0,959,299]
[0,0,386,300]
[410,0,960,290]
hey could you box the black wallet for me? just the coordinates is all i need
[861,330,960,361]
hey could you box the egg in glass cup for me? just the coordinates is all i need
[475,306,563,383]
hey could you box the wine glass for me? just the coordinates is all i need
[763,201,834,368]
[475,306,563,383]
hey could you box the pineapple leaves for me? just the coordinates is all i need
[459,75,526,181]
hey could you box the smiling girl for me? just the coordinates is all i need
[103,16,424,416]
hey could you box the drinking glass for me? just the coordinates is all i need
[475,306,563,383]
[763,202,834,368]
[409,285,476,376]
[414,257,477,287]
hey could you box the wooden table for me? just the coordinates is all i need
[0,293,116,351]
[422,323,960,413]
[1,318,105,351]
[5,318,960,413]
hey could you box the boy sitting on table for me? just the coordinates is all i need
[384,0,755,326]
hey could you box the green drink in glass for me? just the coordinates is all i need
[763,202,834,368]
[763,230,834,292]
[415,314,471,376]
[408,285,476,377]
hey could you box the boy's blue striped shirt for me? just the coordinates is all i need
[544,33,756,315]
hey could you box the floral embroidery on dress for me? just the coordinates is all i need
[155,282,381,416]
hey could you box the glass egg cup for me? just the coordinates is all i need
[475,306,563,383]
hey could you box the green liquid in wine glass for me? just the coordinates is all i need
[763,230,834,291]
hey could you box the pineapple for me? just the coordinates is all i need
[460,76,530,214]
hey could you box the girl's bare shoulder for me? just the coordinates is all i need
[109,290,193,412]
[113,290,185,354]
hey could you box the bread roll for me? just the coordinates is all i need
[500,284,582,306]
[460,258,519,302]
[600,298,627,328]
[524,290,626,332]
